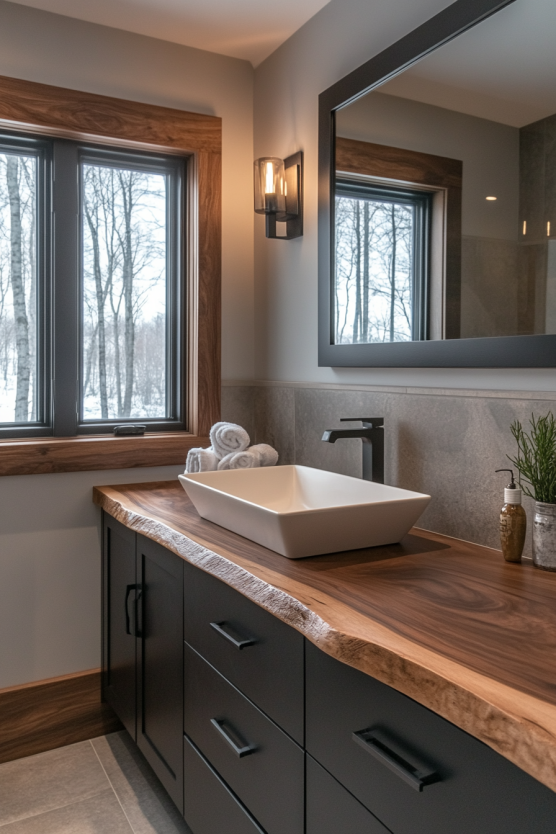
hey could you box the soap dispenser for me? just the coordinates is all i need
[495,469,526,563]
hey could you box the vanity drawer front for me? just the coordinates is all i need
[306,641,556,834]
[307,754,391,834]
[184,641,304,834]
[183,560,304,744]
[184,734,265,834]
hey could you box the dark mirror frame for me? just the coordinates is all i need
[318,0,556,368]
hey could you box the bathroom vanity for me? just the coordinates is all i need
[94,480,556,833]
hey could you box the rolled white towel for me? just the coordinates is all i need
[250,443,279,467]
[185,446,219,473]
[218,449,261,471]
[210,421,250,459]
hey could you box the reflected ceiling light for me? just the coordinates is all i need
[254,152,303,240]
[548,221,551,237]
[523,220,527,235]
[486,196,497,201]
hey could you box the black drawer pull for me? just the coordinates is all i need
[210,621,257,650]
[352,728,440,792]
[210,718,258,758]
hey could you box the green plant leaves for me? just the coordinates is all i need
[508,412,556,504]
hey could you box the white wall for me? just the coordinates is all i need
[0,0,254,688]
[253,0,556,390]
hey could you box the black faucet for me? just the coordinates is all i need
[322,418,384,484]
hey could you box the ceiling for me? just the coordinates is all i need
[375,0,556,127]
[6,0,333,66]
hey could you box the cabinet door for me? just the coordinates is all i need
[102,513,137,740]
[136,534,184,812]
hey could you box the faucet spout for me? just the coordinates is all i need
[322,418,384,484]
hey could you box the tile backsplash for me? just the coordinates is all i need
[222,381,556,561]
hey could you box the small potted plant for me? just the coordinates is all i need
[508,412,556,571]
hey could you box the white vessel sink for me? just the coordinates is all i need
[179,465,430,559]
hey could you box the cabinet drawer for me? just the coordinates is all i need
[184,735,264,834]
[184,641,304,834]
[307,754,391,834]
[306,642,556,834]
[183,561,304,744]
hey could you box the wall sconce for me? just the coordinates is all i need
[254,152,303,240]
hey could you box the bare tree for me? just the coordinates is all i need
[6,156,31,422]
[335,194,413,345]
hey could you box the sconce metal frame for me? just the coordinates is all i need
[257,151,303,240]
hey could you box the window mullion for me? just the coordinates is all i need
[52,139,79,437]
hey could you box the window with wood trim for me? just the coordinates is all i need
[0,74,221,473]
[335,136,462,342]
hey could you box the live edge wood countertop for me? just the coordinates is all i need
[93,480,556,793]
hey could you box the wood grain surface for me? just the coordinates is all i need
[0,74,221,472]
[0,669,122,764]
[0,434,210,476]
[93,480,556,792]
[0,74,221,153]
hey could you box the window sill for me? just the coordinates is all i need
[0,433,209,476]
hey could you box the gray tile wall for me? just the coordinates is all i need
[223,383,556,560]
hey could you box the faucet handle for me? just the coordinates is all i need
[340,417,384,427]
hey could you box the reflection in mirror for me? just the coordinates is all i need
[334,0,556,345]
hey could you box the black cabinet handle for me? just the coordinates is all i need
[125,584,138,635]
[124,584,142,637]
[352,728,440,792]
[210,718,258,758]
[209,621,257,650]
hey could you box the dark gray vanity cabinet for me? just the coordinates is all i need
[102,513,184,811]
[102,514,556,834]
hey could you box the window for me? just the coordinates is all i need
[0,133,185,438]
[0,74,221,474]
[334,179,432,345]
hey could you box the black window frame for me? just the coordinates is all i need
[0,130,186,439]
[335,178,432,344]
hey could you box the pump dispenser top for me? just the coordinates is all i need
[495,468,522,505]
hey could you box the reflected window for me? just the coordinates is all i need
[335,180,431,344]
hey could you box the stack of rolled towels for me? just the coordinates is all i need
[185,422,279,473]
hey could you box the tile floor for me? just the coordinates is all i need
[0,732,192,833]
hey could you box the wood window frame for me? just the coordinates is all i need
[0,74,221,475]
[336,136,463,340]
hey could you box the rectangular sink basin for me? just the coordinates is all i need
[179,465,430,559]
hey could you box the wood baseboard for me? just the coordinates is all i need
[0,669,123,764]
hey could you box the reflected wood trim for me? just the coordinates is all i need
[0,74,221,471]
[0,433,210,476]
[0,669,122,764]
[336,137,462,338]
[336,136,461,188]
[94,480,556,793]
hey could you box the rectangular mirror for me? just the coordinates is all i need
[319,0,556,366]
